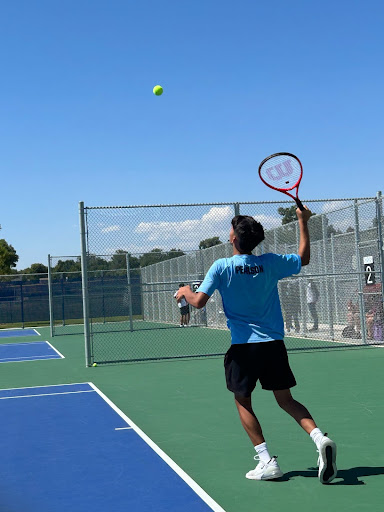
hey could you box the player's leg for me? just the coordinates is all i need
[260,341,336,484]
[273,388,337,484]
[234,395,264,446]
[273,388,316,432]
[225,344,283,480]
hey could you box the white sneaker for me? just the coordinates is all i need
[246,455,283,480]
[317,434,337,484]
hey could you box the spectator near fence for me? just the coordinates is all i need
[306,280,319,332]
[280,281,301,333]
[174,283,190,327]
[364,283,383,341]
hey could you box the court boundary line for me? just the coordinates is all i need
[89,382,227,512]
[45,341,65,359]
[0,382,89,392]
[0,390,95,400]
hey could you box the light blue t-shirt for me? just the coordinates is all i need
[197,253,301,344]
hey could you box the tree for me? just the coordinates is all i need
[139,248,185,267]
[53,258,81,273]
[199,237,222,250]
[110,250,140,270]
[277,206,297,225]
[87,254,110,271]
[23,263,48,274]
[0,239,19,274]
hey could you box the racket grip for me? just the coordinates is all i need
[295,198,305,211]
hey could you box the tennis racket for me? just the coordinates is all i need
[258,152,304,211]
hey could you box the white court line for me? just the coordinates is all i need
[0,328,41,336]
[0,341,48,347]
[88,382,226,512]
[0,382,90,392]
[0,390,95,400]
[0,355,62,364]
[115,427,133,430]
[45,341,65,359]
[0,341,64,363]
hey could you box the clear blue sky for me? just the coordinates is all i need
[1,0,383,269]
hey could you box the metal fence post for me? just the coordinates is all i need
[354,199,367,344]
[330,234,339,325]
[48,255,54,337]
[322,216,334,339]
[126,253,134,332]
[376,191,384,316]
[234,203,240,216]
[20,280,25,328]
[79,201,92,366]
[61,273,65,327]
[101,270,106,324]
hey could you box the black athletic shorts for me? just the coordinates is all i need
[224,340,296,396]
[180,305,190,315]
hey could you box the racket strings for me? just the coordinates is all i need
[259,154,302,191]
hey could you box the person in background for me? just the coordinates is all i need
[174,283,190,327]
[306,280,319,331]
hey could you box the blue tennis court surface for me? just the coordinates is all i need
[0,341,64,363]
[0,383,225,512]
[0,328,40,338]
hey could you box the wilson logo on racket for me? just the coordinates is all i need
[265,159,294,181]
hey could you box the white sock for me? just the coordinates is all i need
[309,428,325,449]
[254,442,272,463]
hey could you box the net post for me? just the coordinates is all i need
[48,254,54,337]
[354,199,367,344]
[126,253,134,332]
[79,201,92,366]
[375,191,384,315]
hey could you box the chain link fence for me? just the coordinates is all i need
[0,273,50,328]
[79,194,384,365]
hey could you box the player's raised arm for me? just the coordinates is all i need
[297,206,312,266]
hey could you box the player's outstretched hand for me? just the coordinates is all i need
[296,205,312,222]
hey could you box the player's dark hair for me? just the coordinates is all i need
[179,283,185,287]
[231,215,265,253]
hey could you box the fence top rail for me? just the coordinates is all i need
[83,196,378,210]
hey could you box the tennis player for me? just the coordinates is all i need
[175,208,337,483]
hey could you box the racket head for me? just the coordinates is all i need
[258,152,303,192]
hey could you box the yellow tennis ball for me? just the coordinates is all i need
[92,362,97,367]
[153,85,163,96]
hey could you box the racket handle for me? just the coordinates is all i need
[295,198,305,211]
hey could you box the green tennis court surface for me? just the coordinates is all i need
[0,327,383,511]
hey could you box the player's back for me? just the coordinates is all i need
[203,253,301,343]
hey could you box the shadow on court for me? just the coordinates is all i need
[276,466,384,485]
